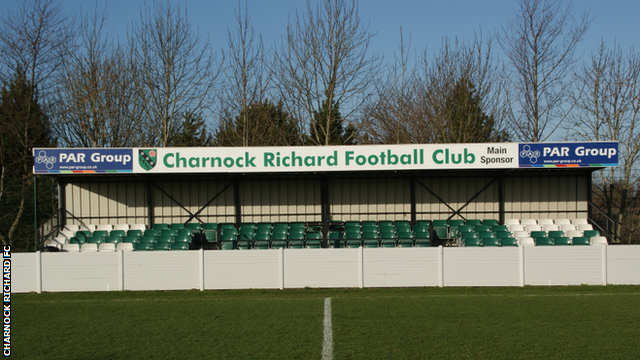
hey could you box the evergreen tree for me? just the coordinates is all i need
[169,111,214,147]
[216,100,301,146]
[307,92,356,145]
[0,67,55,249]
[443,77,508,143]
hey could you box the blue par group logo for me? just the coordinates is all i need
[35,150,57,170]
[519,145,540,164]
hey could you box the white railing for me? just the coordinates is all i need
[12,246,640,293]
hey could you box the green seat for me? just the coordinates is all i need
[202,223,218,232]
[123,236,140,244]
[583,230,600,239]
[475,225,491,233]
[482,238,501,247]
[461,232,479,240]
[135,242,153,251]
[105,235,121,244]
[464,238,482,247]
[144,229,159,238]
[204,232,217,242]
[254,234,271,249]
[160,229,177,238]
[171,242,189,250]
[434,228,448,239]
[152,223,169,230]
[548,231,566,238]
[414,239,430,247]
[177,229,193,239]
[307,240,322,248]
[110,230,126,239]
[186,223,202,232]
[140,236,157,243]
[534,237,554,246]
[272,240,288,249]
[431,220,448,227]
[479,232,496,239]
[237,240,252,250]
[154,242,171,251]
[491,225,508,232]
[174,235,190,243]
[169,223,185,230]
[500,237,518,246]
[397,238,414,247]
[571,237,590,246]
[457,225,474,233]
[530,231,548,239]
[157,236,174,244]
[220,241,235,250]
[381,239,396,247]
[483,219,499,227]
[75,231,91,242]
[554,237,571,245]
[496,231,515,239]
[363,239,379,248]
[126,229,142,238]
[466,219,482,227]
[87,236,104,245]
[289,240,305,249]
[92,230,109,240]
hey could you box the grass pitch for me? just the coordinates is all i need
[14,286,640,359]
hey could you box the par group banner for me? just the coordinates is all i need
[518,142,618,167]
[33,142,617,174]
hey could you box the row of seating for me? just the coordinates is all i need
[62,242,190,252]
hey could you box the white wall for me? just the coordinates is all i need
[12,246,640,293]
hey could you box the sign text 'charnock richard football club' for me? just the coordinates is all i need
[33,142,618,174]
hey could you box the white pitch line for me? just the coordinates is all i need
[322,297,333,360]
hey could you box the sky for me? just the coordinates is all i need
[3,0,639,63]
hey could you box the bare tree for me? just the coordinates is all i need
[129,1,222,147]
[362,32,508,144]
[499,0,592,141]
[271,0,381,145]
[52,6,143,147]
[0,0,74,100]
[570,42,640,243]
[217,1,270,146]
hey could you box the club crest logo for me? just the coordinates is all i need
[139,149,157,171]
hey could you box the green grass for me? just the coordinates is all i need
[14,286,640,359]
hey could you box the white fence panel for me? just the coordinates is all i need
[41,252,120,292]
[204,250,281,290]
[444,248,520,287]
[363,248,440,287]
[12,253,39,293]
[607,245,640,285]
[124,251,200,291]
[524,246,603,285]
[284,248,360,288]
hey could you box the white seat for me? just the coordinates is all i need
[542,224,559,232]
[577,224,593,231]
[130,224,147,231]
[567,230,583,238]
[555,219,572,225]
[560,224,577,232]
[572,218,589,225]
[524,225,542,233]
[116,243,134,252]
[521,219,537,226]
[591,236,608,246]
[504,219,520,226]
[113,224,130,231]
[519,237,535,246]
[513,231,529,239]
[99,243,116,252]
[508,224,524,232]
[59,230,75,240]
[81,243,98,252]
[63,224,80,232]
[96,224,113,231]
[538,219,554,225]
[62,243,80,252]
[52,236,67,247]
[80,224,97,232]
